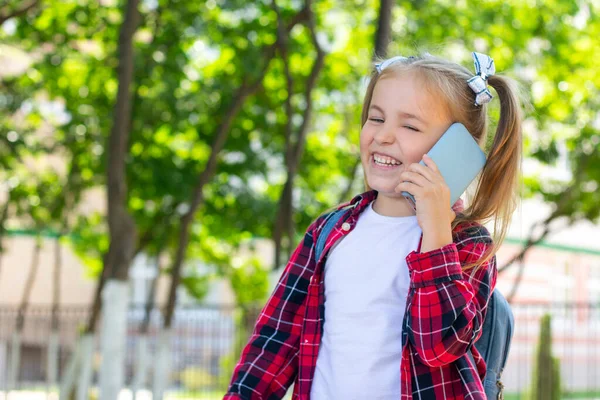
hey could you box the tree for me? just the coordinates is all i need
[271,0,325,270]
[530,314,562,400]
[94,1,140,399]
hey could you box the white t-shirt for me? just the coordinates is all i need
[310,201,422,400]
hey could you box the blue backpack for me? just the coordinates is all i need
[315,207,514,400]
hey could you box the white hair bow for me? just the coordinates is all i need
[467,52,495,106]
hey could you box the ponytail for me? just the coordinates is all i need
[453,75,523,270]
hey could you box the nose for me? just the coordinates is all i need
[373,125,395,145]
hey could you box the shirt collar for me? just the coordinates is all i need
[346,189,378,216]
[346,189,465,216]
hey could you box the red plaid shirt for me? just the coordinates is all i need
[225,190,496,400]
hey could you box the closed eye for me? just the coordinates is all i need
[368,118,420,132]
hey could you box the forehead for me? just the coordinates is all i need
[371,71,449,121]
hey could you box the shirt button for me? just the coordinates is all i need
[341,222,351,231]
[305,339,309,343]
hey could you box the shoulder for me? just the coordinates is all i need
[308,201,353,236]
[305,189,376,237]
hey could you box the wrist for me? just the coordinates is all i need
[420,226,453,253]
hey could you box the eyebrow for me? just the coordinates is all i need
[369,104,427,125]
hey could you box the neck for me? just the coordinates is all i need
[371,192,416,217]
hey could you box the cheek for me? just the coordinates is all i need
[406,142,431,164]
[405,150,421,164]
[359,129,371,155]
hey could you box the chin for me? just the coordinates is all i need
[366,179,402,197]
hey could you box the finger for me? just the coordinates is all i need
[422,154,439,172]
[415,157,447,185]
[408,161,437,183]
[399,171,430,188]
[395,181,422,196]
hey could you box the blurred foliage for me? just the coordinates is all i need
[0,0,599,299]
[179,365,216,392]
[229,257,269,308]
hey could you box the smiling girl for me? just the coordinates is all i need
[225,52,522,400]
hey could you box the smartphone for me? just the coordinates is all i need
[401,122,487,208]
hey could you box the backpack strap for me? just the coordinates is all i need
[474,289,514,400]
[315,206,352,264]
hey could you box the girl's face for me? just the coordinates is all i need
[360,71,453,197]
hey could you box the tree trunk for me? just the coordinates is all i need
[0,340,7,392]
[48,234,63,393]
[59,336,83,400]
[51,235,63,329]
[76,334,95,400]
[46,332,59,395]
[131,336,150,400]
[44,157,77,397]
[86,256,109,334]
[272,0,325,270]
[8,237,42,391]
[338,158,361,204]
[17,238,42,329]
[7,332,21,392]
[374,0,393,59]
[96,0,141,398]
[151,329,172,400]
[66,0,144,384]
[131,255,160,398]
[0,192,11,283]
[141,256,159,334]
[98,281,130,400]
[273,180,292,269]
[60,258,107,398]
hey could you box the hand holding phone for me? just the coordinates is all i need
[401,123,486,208]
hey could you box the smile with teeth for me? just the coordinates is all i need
[372,154,402,167]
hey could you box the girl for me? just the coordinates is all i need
[224,51,522,400]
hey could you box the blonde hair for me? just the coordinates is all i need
[361,53,523,271]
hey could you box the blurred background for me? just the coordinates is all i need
[0,0,599,399]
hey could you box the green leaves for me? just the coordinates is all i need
[2,0,599,303]
[229,257,269,308]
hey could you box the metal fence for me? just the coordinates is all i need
[504,303,600,399]
[0,304,244,398]
[0,302,598,399]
